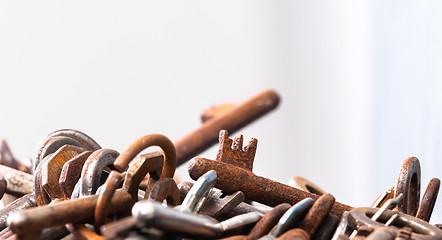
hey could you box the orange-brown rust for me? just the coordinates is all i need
[188,157,351,217]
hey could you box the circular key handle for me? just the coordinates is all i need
[288,176,326,196]
[348,207,442,239]
[395,157,421,216]
[32,129,101,171]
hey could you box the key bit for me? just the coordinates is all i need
[216,130,257,172]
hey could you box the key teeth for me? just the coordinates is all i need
[215,130,257,172]
[232,135,244,150]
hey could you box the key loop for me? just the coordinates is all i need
[394,156,421,216]
[92,134,176,235]
[288,176,326,196]
[113,133,176,179]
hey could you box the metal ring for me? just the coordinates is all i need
[394,156,421,216]
[113,133,176,179]
[32,129,101,171]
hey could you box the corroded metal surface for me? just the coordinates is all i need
[394,156,421,216]
[188,131,352,217]
[0,165,33,197]
[0,193,36,231]
[77,148,119,197]
[246,203,290,239]
[416,178,440,222]
[94,171,123,230]
[113,134,176,179]
[299,193,335,237]
[59,151,92,199]
[41,145,85,201]
[276,228,309,240]
[8,189,131,235]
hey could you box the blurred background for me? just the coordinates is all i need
[1,1,441,223]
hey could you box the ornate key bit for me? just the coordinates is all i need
[216,130,257,171]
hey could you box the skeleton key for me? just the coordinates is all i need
[416,178,440,222]
[188,130,352,217]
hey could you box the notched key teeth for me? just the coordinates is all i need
[216,130,257,171]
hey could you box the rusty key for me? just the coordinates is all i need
[188,130,352,217]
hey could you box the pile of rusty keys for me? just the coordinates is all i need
[0,89,441,240]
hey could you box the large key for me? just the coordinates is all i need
[188,130,352,217]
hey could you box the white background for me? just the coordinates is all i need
[1,1,441,223]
